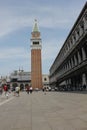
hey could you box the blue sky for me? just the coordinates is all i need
[0,0,86,76]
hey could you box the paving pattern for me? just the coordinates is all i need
[0,91,87,130]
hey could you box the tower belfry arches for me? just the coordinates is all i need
[30,20,42,89]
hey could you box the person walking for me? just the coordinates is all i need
[30,86,33,94]
[3,84,9,98]
[0,86,3,95]
[15,86,20,96]
[3,84,8,96]
[26,85,30,94]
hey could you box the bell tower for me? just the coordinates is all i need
[30,19,42,89]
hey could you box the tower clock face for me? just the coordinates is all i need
[35,34,37,37]
[32,33,38,37]
[33,33,40,37]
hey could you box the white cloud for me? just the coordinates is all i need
[0,47,29,60]
[0,3,81,37]
[0,47,31,76]
[42,39,64,61]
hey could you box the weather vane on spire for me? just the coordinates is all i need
[32,19,39,32]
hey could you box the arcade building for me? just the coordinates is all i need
[49,2,87,91]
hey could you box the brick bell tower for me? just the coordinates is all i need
[30,19,42,89]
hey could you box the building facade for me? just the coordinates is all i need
[10,70,31,90]
[49,2,87,91]
[30,20,42,89]
[42,74,49,88]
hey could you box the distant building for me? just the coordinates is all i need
[10,70,31,90]
[0,76,7,85]
[8,70,49,90]
[42,74,49,88]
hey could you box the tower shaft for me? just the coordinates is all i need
[31,49,42,89]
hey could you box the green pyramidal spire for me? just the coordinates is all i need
[33,19,39,32]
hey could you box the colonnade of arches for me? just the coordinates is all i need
[11,83,30,91]
[57,72,87,91]
[57,42,87,91]
[50,41,87,90]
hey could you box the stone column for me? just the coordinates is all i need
[79,24,83,36]
[68,78,71,89]
[68,60,71,69]
[68,61,70,70]
[65,80,68,89]
[74,55,77,66]
[78,51,81,64]
[66,63,68,71]
[82,47,86,61]
[82,73,87,89]
[72,37,75,44]
[83,16,87,31]
[70,58,73,68]
[69,78,71,84]
[76,31,78,41]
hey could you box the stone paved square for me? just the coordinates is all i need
[0,91,87,130]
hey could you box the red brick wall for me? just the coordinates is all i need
[31,49,42,89]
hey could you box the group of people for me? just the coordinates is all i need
[0,84,33,98]
[0,84,20,98]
